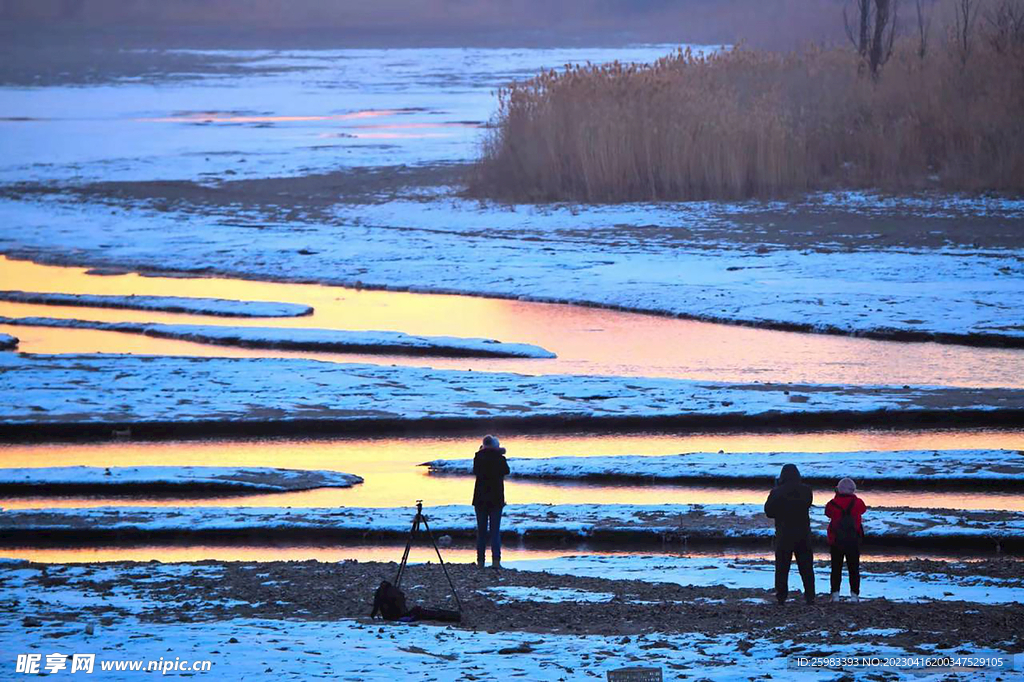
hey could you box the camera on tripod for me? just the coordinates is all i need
[370,501,462,623]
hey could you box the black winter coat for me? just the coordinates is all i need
[764,465,814,542]
[472,446,510,507]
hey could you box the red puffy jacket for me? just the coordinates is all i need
[824,493,866,545]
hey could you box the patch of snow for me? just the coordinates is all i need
[2,353,1022,427]
[2,504,1020,545]
[0,290,313,317]
[504,555,1024,604]
[480,586,614,604]
[0,466,363,492]
[0,613,1013,681]
[426,449,1024,483]
[0,316,557,359]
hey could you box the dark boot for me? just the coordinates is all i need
[477,551,485,569]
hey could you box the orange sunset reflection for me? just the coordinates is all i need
[2,256,1023,387]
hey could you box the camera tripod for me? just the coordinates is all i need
[394,501,462,612]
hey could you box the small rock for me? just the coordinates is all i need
[498,643,534,655]
[22,617,42,628]
[228,637,239,644]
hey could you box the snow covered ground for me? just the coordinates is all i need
[3,352,1023,429]
[0,316,556,358]
[0,559,1020,680]
[3,193,1023,347]
[0,290,313,317]
[5,612,1012,681]
[426,449,1024,485]
[0,332,16,350]
[504,555,1024,604]
[3,504,1021,546]
[0,466,362,493]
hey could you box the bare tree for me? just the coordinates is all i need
[844,0,901,76]
[915,0,934,57]
[984,0,1024,52]
[953,0,981,64]
[870,0,900,75]
[844,0,873,61]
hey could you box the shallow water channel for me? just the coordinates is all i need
[2,257,1023,562]
[3,256,1024,387]
[2,429,1021,513]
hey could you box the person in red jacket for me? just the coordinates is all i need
[824,477,867,602]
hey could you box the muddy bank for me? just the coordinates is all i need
[3,559,1021,647]
[0,290,314,317]
[0,466,362,497]
[0,316,557,359]
[3,353,1024,443]
[425,449,1024,490]
[3,504,1020,552]
[5,409,1024,444]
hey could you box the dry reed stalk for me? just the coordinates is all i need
[468,37,1024,202]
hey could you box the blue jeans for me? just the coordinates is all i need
[475,504,503,562]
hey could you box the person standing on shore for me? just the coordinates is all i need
[473,435,510,569]
[764,463,816,604]
[825,477,867,603]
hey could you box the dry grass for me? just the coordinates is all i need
[469,36,1024,202]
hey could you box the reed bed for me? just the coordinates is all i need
[469,38,1024,202]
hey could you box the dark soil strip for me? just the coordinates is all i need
[2,526,1017,553]
[8,560,1020,647]
[3,408,1024,443]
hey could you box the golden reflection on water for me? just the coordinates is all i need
[1,430,1021,510]
[3,256,1024,387]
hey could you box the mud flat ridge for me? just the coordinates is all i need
[0,466,362,496]
[0,290,314,317]
[3,504,1021,550]
[0,316,557,358]
[1,558,1021,679]
[425,449,1024,488]
[3,353,1024,441]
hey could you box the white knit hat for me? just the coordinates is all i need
[837,477,857,494]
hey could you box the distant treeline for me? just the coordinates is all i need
[1,0,849,49]
[469,1,1024,201]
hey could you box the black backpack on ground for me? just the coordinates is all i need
[371,580,408,621]
[834,498,861,550]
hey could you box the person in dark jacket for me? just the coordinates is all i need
[824,477,867,603]
[764,463,816,604]
[473,434,510,569]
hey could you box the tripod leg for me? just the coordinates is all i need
[420,515,462,612]
[395,515,420,588]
